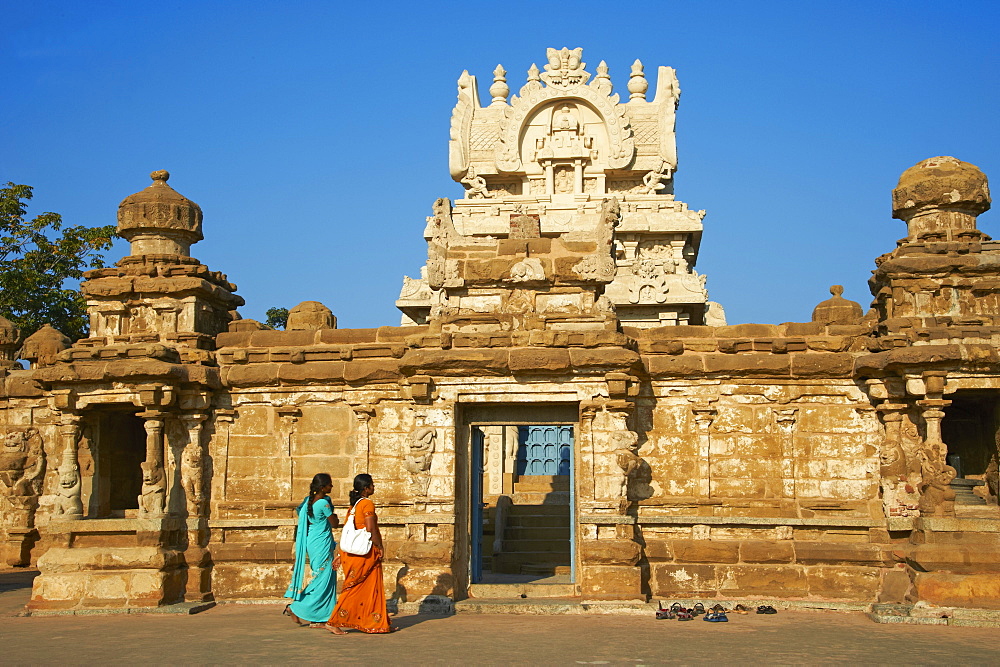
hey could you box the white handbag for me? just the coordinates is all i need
[339,502,373,556]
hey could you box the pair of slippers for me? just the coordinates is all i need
[703,610,729,622]
[756,605,778,614]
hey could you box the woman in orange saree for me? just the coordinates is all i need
[326,473,392,635]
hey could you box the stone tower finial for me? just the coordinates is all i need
[811,285,863,325]
[628,59,648,101]
[117,170,204,257]
[489,65,509,105]
[892,156,991,243]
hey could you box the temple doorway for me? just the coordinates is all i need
[88,409,146,517]
[459,404,577,596]
[942,391,1000,506]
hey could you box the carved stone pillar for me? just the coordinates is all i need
[138,412,166,518]
[209,409,235,517]
[774,408,797,499]
[54,414,83,519]
[691,403,717,497]
[275,406,300,501]
[916,396,956,517]
[579,402,599,503]
[352,404,375,473]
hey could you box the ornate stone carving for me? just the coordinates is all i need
[53,459,82,517]
[635,160,671,195]
[449,70,479,181]
[510,257,545,282]
[573,198,620,281]
[180,415,206,517]
[406,426,437,497]
[497,48,634,172]
[612,430,640,514]
[0,428,45,527]
[139,462,167,517]
[426,198,458,289]
[460,166,491,199]
[138,415,166,517]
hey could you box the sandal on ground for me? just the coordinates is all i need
[692,602,706,615]
[669,602,684,614]
[710,603,726,613]
[676,611,693,621]
[702,611,716,621]
[756,605,778,614]
[655,601,675,620]
[734,604,749,614]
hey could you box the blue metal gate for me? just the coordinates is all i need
[516,425,572,475]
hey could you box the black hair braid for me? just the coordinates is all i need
[307,473,332,518]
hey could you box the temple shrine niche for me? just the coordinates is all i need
[398,48,718,328]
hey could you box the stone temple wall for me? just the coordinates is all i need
[2,51,1000,615]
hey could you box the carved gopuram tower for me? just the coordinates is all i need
[398,48,722,328]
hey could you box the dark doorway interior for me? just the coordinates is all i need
[942,391,999,478]
[96,410,146,516]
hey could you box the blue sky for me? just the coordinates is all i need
[4,1,998,329]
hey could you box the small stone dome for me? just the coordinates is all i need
[892,156,991,222]
[20,323,71,368]
[286,301,336,330]
[118,170,204,256]
[811,285,863,326]
[0,315,19,346]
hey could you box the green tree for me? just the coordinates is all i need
[0,182,117,341]
[265,306,289,330]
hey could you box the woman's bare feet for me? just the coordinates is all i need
[283,604,305,626]
[324,624,348,635]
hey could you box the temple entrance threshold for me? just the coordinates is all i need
[459,404,579,600]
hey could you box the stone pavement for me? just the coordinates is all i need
[1,571,996,665]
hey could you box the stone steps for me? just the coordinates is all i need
[469,582,576,599]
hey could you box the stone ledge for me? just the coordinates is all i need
[25,601,215,617]
[634,515,882,527]
[208,514,456,529]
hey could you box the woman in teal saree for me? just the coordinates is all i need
[284,473,340,626]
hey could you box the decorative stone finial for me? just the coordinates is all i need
[811,285,863,325]
[117,170,204,257]
[593,60,612,95]
[628,59,648,101]
[892,156,991,242]
[489,65,509,105]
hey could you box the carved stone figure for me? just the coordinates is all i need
[985,455,999,502]
[460,166,490,199]
[635,160,670,195]
[181,443,204,516]
[0,429,45,526]
[52,459,83,517]
[611,430,640,514]
[918,447,957,517]
[406,426,437,496]
[138,461,166,517]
